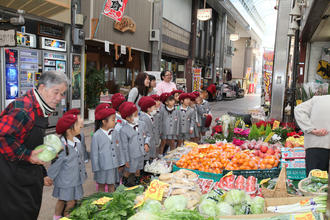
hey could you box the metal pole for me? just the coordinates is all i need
[290,28,300,122]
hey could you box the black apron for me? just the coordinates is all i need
[0,110,48,220]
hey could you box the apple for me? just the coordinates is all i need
[267,148,275,155]
[260,145,268,153]
[259,152,265,158]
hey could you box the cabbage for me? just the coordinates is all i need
[224,190,246,205]
[128,211,160,220]
[35,145,58,162]
[44,134,62,152]
[216,202,235,216]
[250,196,265,214]
[233,203,250,215]
[198,199,217,217]
[164,195,187,211]
[35,135,63,162]
[140,200,162,215]
[204,190,225,203]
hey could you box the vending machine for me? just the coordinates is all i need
[40,37,68,127]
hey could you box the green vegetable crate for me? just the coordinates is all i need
[223,167,281,180]
[172,164,223,181]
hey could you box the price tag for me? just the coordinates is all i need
[223,171,233,178]
[296,100,303,105]
[264,132,275,143]
[293,212,315,220]
[311,170,328,179]
[260,178,271,185]
[145,180,168,201]
[299,199,310,206]
[272,120,280,130]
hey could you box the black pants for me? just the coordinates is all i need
[305,148,330,176]
[0,156,44,220]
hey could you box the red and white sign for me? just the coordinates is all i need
[197,8,212,21]
[103,0,128,22]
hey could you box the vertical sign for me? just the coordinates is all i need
[103,0,128,22]
[72,54,82,108]
[262,50,274,102]
[5,49,19,100]
[193,68,202,91]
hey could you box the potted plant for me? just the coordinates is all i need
[85,67,106,121]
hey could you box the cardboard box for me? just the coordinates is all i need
[281,159,306,168]
[281,147,305,159]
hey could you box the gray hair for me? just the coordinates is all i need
[37,71,69,88]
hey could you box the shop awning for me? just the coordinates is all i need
[0,0,70,23]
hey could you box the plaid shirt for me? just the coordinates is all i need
[0,90,44,162]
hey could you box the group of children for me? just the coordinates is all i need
[48,90,212,219]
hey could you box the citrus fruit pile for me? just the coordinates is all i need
[176,143,280,174]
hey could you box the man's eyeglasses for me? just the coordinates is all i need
[165,74,172,77]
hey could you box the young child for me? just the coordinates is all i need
[159,92,179,154]
[196,90,212,141]
[171,90,183,108]
[91,103,125,193]
[111,93,126,126]
[189,92,201,143]
[119,102,150,186]
[48,112,86,219]
[177,93,195,147]
[150,94,162,154]
[138,96,157,161]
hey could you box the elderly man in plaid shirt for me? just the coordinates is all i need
[0,71,68,220]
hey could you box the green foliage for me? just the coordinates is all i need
[248,124,260,140]
[265,124,272,137]
[258,125,265,136]
[85,67,106,109]
[273,127,294,143]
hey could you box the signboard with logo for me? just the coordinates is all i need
[193,68,202,91]
[262,50,274,102]
[40,37,67,52]
[103,0,128,22]
[114,16,136,33]
[72,54,82,108]
[197,8,212,21]
[0,29,16,47]
[16,32,37,48]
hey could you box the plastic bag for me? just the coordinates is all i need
[36,134,63,162]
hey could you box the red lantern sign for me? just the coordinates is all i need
[103,0,128,22]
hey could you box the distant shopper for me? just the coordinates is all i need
[156,70,177,95]
[128,72,150,105]
[147,75,158,95]
[207,83,217,102]
[294,95,330,175]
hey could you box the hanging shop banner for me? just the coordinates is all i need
[72,54,82,108]
[103,0,128,22]
[193,68,202,91]
[262,50,274,102]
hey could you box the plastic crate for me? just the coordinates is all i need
[286,168,306,180]
[222,167,281,179]
[172,164,223,181]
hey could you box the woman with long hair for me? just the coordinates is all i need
[147,74,157,95]
[127,72,150,105]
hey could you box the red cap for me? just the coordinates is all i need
[95,103,116,120]
[119,102,138,119]
[171,90,184,96]
[111,93,126,110]
[138,96,156,112]
[64,108,80,116]
[56,114,78,135]
[205,115,213,128]
[150,94,160,101]
[179,93,191,101]
[189,93,197,101]
[192,91,200,97]
[160,92,172,103]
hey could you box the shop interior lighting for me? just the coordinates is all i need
[229,33,240,41]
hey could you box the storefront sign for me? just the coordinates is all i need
[40,37,67,52]
[38,23,64,39]
[0,29,16,47]
[197,8,212,21]
[114,16,136,33]
[193,68,202,91]
[16,32,36,48]
[103,0,128,22]
[72,54,82,105]
[263,50,274,102]
[121,45,126,54]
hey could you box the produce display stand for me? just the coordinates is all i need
[222,167,280,180]
[172,164,223,181]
